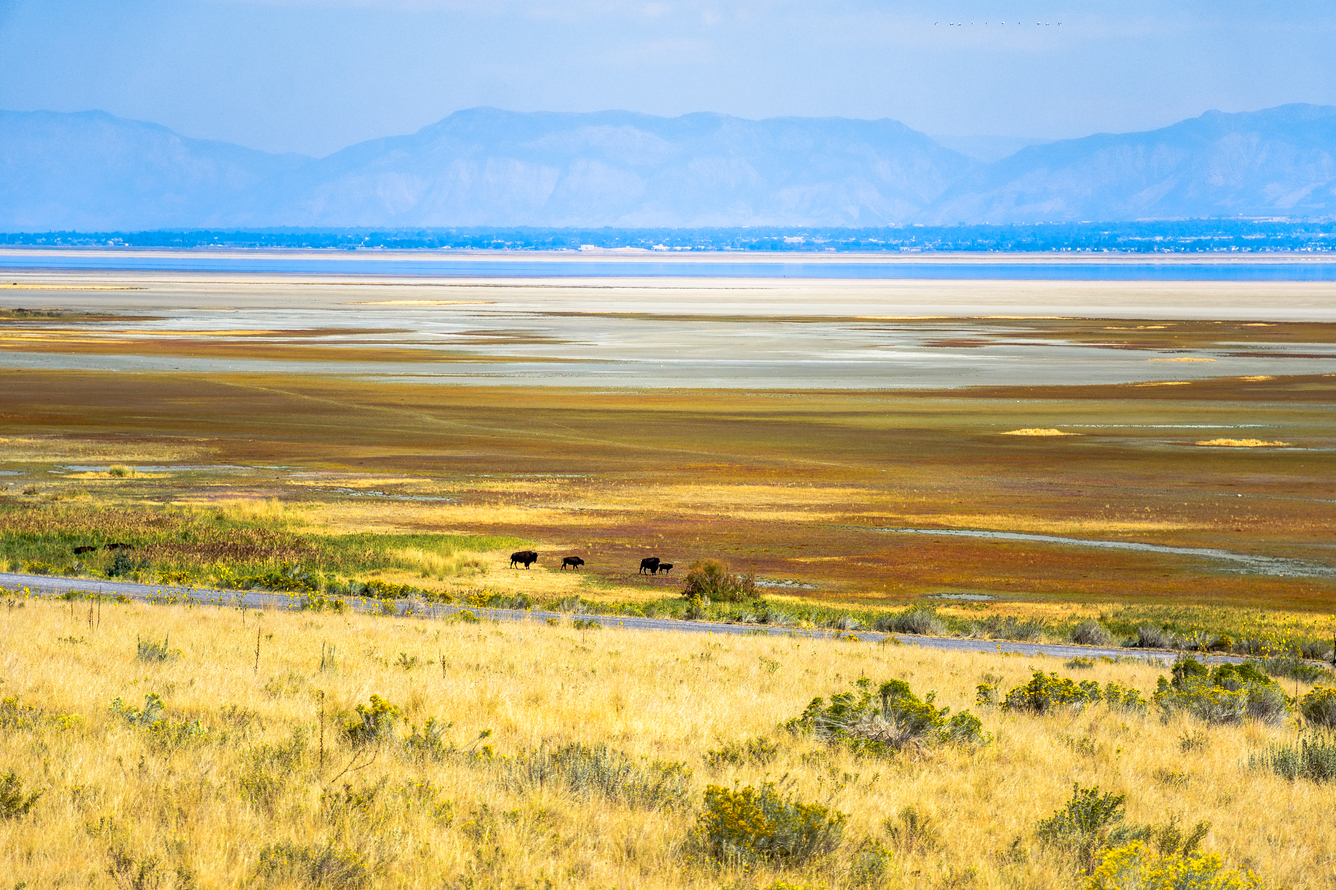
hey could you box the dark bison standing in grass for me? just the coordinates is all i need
[655,563,674,575]
[561,556,585,570]
[639,557,660,575]
[510,550,539,569]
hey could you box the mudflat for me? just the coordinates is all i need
[1,266,1333,621]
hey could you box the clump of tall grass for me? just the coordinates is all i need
[502,743,691,809]
[973,614,1051,642]
[1154,659,1290,725]
[696,782,846,865]
[787,678,987,755]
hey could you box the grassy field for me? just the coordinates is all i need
[0,594,1332,889]
[1,359,1334,646]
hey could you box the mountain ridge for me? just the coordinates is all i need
[2,105,1335,230]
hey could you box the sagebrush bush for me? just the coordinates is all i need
[680,560,758,604]
[1301,686,1336,729]
[503,743,691,809]
[1072,619,1114,646]
[705,736,779,769]
[884,806,939,854]
[697,782,846,865]
[787,678,987,755]
[1251,736,1336,783]
[109,693,208,750]
[1134,626,1178,650]
[1154,659,1290,725]
[1258,656,1332,684]
[874,608,947,637]
[255,842,371,889]
[136,635,177,663]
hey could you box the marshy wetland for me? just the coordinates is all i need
[2,255,1336,888]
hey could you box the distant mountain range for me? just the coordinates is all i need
[3,105,1335,230]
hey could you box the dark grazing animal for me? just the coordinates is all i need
[639,557,660,575]
[72,545,97,555]
[510,550,539,569]
[655,563,674,575]
[104,542,131,551]
[561,556,585,570]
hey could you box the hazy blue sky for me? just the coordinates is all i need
[1,0,1333,157]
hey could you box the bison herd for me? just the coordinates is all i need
[509,551,673,575]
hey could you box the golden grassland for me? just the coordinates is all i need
[0,597,1332,889]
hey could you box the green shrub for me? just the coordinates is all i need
[787,678,987,756]
[681,560,758,604]
[1089,841,1259,890]
[1002,672,1102,715]
[697,782,846,865]
[976,614,1051,641]
[1251,736,1336,783]
[403,717,453,763]
[1103,683,1148,714]
[255,842,371,889]
[1035,785,1131,874]
[504,743,690,809]
[873,607,947,637]
[845,838,893,887]
[571,617,601,630]
[239,731,308,813]
[341,695,401,747]
[1301,686,1336,729]
[1134,626,1178,650]
[136,635,178,663]
[1154,658,1291,725]
[1072,619,1114,646]
[0,769,43,819]
[1259,656,1332,684]
[110,693,208,749]
[884,806,939,854]
[705,736,779,769]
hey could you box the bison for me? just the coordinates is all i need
[561,556,585,571]
[638,557,660,575]
[104,542,131,551]
[655,563,674,575]
[510,550,539,569]
[72,545,97,555]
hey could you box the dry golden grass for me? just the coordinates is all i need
[1194,439,1291,448]
[1000,429,1073,437]
[0,597,1331,889]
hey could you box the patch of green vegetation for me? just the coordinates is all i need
[787,678,987,756]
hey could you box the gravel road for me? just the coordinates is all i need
[0,570,1195,664]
